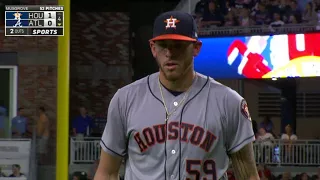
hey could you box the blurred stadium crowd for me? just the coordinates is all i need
[227,167,320,180]
[193,0,319,29]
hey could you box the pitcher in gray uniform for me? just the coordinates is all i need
[95,11,260,180]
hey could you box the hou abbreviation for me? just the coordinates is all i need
[28,12,44,19]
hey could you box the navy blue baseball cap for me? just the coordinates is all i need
[150,11,198,42]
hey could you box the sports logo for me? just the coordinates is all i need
[241,100,251,121]
[164,16,180,29]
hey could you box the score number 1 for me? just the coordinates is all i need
[47,12,61,21]
[186,159,217,180]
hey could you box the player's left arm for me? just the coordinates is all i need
[229,143,259,180]
[223,89,259,180]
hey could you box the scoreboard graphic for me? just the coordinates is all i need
[5,5,64,36]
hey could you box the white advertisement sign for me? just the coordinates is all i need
[0,140,31,158]
[0,140,31,178]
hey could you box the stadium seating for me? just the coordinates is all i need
[175,0,320,36]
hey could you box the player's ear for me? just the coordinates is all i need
[193,40,202,57]
[149,40,157,58]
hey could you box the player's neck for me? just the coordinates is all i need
[159,69,195,92]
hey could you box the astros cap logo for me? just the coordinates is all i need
[164,16,180,29]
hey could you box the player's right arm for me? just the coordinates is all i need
[94,90,127,180]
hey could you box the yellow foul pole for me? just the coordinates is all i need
[56,0,70,179]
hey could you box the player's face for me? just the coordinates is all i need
[150,40,202,81]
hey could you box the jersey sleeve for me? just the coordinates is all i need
[100,89,127,158]
[224,90,255,154]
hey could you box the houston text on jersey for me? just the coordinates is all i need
[134,121,217,153]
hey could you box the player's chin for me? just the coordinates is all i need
[163,71,183,81]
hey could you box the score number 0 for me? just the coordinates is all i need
[186,159,217,180]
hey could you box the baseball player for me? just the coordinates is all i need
[95,11,259,180]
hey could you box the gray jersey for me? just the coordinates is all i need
[101,72,255,180]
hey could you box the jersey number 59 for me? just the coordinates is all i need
[186,159,216,180]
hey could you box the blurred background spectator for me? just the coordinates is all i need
[299,172,310,180]
[71,106,94,140]
[193,0,319,31]
[8,164,25,177]
[260,116,276,137]
[11,107,28,138]
[0,106,6,138]
[302,2,318,23]
[257,127,275,162]
[87,159,99,180]
[0,167,6,177]
[280,171,292,180]
[71,171,88,180]
[257,164,273,180]
[313,167,320,179]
